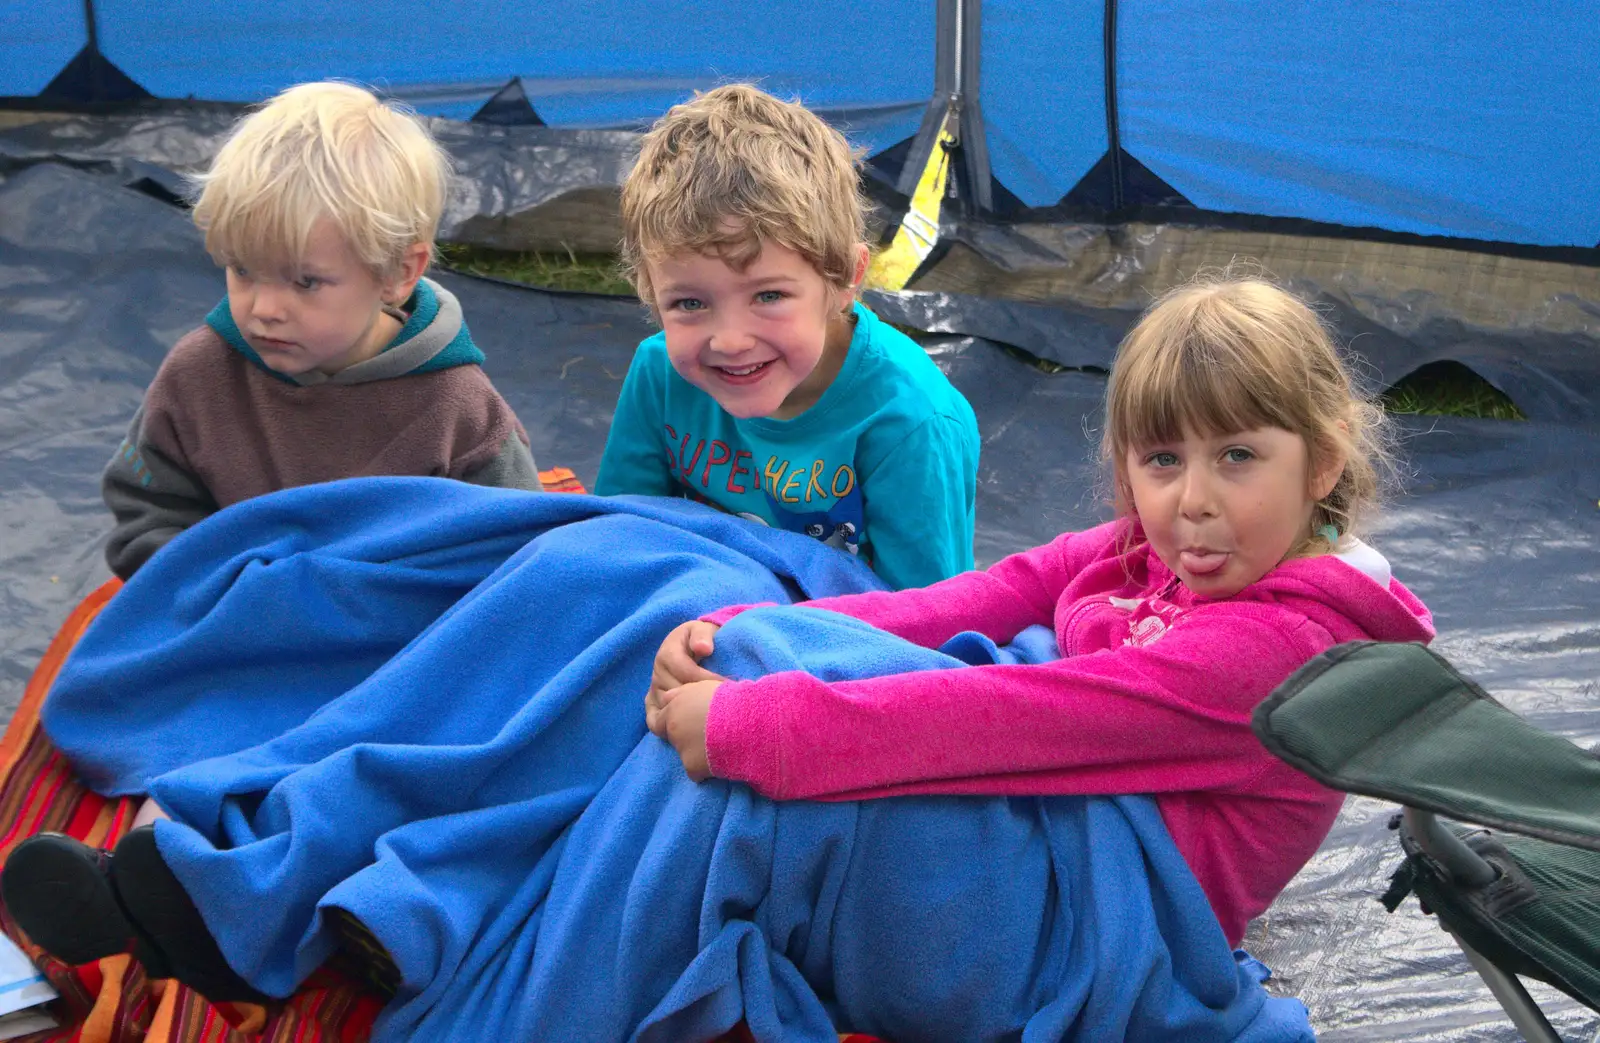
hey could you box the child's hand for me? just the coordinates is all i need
[646,679,721,781]
[650,621,724,706]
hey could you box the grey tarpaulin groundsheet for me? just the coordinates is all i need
[894,219,1600,428]
[3,162,1600,1042]
[15,109,1600,424]
[0,108,897,254]
[0,107,641,253]
[865,287,1600,427]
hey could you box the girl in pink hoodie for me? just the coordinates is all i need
[647,275,1435,947]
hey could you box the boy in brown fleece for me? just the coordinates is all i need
[101,81,540,580]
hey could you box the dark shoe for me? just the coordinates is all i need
[1,832,169,976]
[326,906,401,1000]
[110,826,268,1003]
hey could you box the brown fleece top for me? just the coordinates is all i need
[141,325,525,505]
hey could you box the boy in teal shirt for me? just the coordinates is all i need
[596,85,979,590]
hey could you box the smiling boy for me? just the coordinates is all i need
[102,82,540,579]
[596,85,980,590]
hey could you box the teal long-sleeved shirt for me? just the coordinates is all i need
[596,302,979,590]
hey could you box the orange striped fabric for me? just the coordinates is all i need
[0,577,391,1043]
[536,466,586,495]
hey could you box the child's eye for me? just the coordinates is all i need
[295,276,324,291]
[754,290,786,305]
[1223,447,1255,464]
[669,297,706,312]
[230,264,250,278]
[1145,451,1180,468]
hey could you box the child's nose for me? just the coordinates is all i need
[707,320,756,355]
[1178,470,1217,517]
[249,284,290,322]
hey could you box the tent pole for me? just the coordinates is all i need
[956,0,992,213]
[1103,0,1126,211]
[81,0,105,104]
[897,0,990,215]
[895,0,958,200]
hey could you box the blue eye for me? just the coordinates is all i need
[755,290,785,304]
[670,297,706,312]
[230,264,250,278]
[1224,447,1255,464]
[1146,451,1179,468]
[295,275,324,291]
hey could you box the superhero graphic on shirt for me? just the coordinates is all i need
[763,489,864,556]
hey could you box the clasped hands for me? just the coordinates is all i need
[645,620,724,781]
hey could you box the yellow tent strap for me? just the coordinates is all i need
[865,114,955,292]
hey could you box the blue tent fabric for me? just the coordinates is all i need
[979,0,1108,211]
[42,477,1314,1042]
[1116,3,1600,248]
[0,0,86,96]
[7,1,1595,246]
[974,2,1600,245]
[82,1,931,153]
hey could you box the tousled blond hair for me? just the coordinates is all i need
[191,81,449,277]
[1102,274,1393,548]
[620,83,868,305]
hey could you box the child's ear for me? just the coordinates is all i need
[384,242,432,304]
[850,243,870,289]
[838,244,871,314]
[1310,450,1345,502]
[1309,423,1349,501]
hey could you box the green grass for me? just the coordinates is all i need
[438,243,634,296]
[445,246,1525,420]
[1380,361,1525,420]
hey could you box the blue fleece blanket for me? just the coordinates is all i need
[44,479,1313,1042]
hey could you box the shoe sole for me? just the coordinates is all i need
[1,833,133,965]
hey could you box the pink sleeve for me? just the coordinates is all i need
[702,602,772,627]
[705,606,1327,801]
[704,527,1111,646]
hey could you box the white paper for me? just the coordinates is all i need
[0,934,55,1020]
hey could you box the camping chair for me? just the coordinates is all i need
[1252,640,1600,1043]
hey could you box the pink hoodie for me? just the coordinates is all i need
[703,519,1434,946]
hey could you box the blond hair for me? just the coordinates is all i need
[1102,275,1393,546]
[620,83,868,305]
[191,81,449,276]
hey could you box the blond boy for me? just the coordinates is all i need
[103,81,540,579]
[596,84,979,590]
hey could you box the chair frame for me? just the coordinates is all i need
[1403,807,1562,1043]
